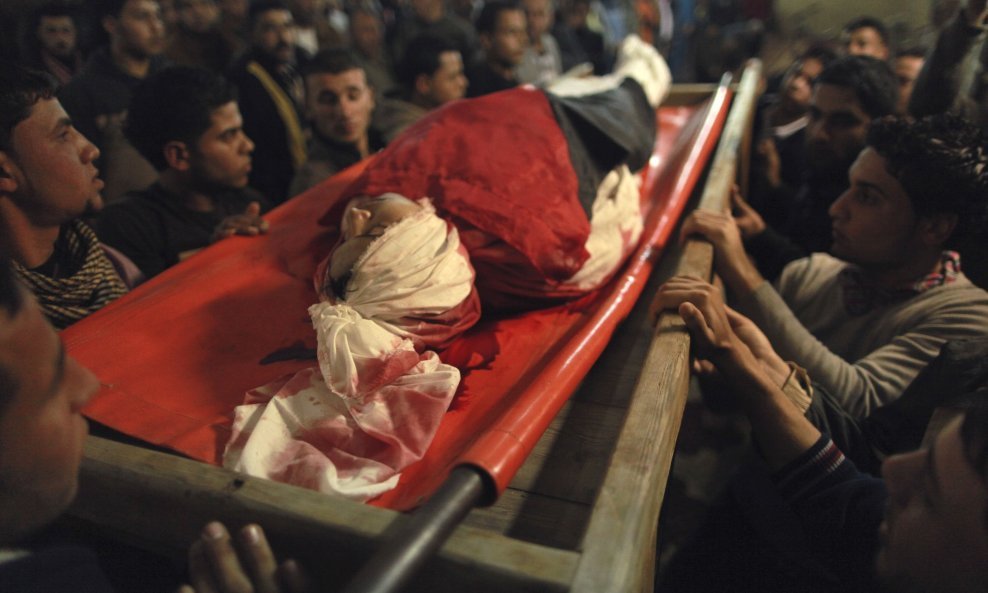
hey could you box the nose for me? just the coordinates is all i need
[80,137,100,164]
[828,188,850,220]
[881,449,926,509]
[242,133,255,154]
[345,207,372,237]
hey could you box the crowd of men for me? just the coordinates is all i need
[1,0,988,592]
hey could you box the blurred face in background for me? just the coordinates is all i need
[252,8,296,63]
[416,50,467,107]
[37,15,77,59]
[349,11,384,57]
[483,8,527,69]
[894,54,924,115]
[104,0,166,59]
[176,0,219,33]
[843,26,889,60]
[805,83,870,180]
[523,0,553,42]
[780,57,823,113]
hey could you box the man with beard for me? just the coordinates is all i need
[227,1,309,204]
[19,2,84,85]
[372,34,468,143]
[288,49,384,196]
[97,67,269,279]
[0,62,132,329]
[467,1,528,97]
[738,56,898,281]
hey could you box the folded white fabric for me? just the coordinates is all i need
[224,200,476,501]
[564,165,643,290]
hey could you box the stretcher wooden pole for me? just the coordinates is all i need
[570,60,763,593]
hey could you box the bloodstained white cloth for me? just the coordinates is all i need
[224,201,479,500]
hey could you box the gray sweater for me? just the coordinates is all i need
[735,253,988,417]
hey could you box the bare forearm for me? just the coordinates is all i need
[717,351,822,470]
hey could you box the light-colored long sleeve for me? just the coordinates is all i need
[735,254,988,417]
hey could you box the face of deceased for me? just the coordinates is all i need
[328,194,423,285]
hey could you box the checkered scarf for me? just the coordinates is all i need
[14,220,128,329]
[840,251,961,316]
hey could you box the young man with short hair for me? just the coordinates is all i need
[467,0,528,97]
[58,0,167,204]
[742,55,898,279]
[97,66,268,279]
[289,49,383,196]
[389,0,478,70]
[842,16,891,61]
[0,62,130,329]
[669,114,988,417]
[374,34,467,142]
[19,2,84,85]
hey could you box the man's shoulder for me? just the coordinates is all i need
[779,253,845,284]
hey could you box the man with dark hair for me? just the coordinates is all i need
[0,62,131,329]
[653,273,988,592]
[289,49,383,196]
[739,55,898,279]
[18,2,84,85]
[347,4,397,99]
[893,47,925,115]
[373,34,468,142]
[227,0,308,204]
[96,66,268,279]
[164,0,239,74]
[752,45,839,224]
[0,252,310,592]
[389,0,478,70]
[671,114,988,417]
[467,0,528,97]
[58,0,167,204]
[842,16,891,61]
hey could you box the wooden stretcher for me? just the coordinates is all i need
[63,62,761,593]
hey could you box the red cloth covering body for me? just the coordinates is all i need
[332,86,590,285]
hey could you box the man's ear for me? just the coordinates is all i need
[479,32,492,52]
[0,151,22,194]
[920,213,958,247]
[163,141,191,172]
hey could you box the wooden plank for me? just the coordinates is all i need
[72,436,579,593]
[665,84,723,106]
[570,61,764,593]
[463,488,592,550]
[507,400,628,505]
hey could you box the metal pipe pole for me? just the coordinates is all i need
[340,466,488,593]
